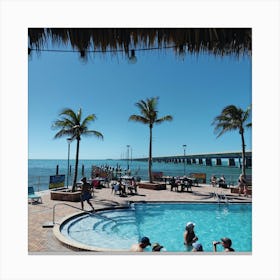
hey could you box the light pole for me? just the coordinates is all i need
[183,144,186,175]
[126,145,130,171]
[67,138,72,188]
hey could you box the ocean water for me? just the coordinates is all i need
[28,159,251,191]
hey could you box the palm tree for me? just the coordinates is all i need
[52,108,103,191]
[129,97,173,183]
[212,105,251,176]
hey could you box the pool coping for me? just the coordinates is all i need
[53,201,252,252]
[53,206,131,252]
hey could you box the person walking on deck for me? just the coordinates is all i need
[80,177,95,211]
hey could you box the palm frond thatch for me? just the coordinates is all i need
[28,28,252,59]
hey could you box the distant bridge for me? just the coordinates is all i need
[133,151,252,167]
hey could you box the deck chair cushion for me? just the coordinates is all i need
[28,187,42,203]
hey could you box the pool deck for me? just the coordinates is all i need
[28,183,251,253]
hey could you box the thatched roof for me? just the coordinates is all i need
[28,28,251,59]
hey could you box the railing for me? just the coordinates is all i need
[51,202,118,227]
[28,176,56,192]
[212,188,229,203]
[29,171,249,194]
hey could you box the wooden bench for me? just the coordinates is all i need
[189,173,206,184]
[152,171,163,181]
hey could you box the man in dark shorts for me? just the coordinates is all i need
[80,177,95,211]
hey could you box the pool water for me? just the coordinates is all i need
[61,203,252,252]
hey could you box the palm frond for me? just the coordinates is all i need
[212,104,251,138]
[155,115,173,124]
[52,107,103,140]
[82,130,104,139]
[53,129,73,139]
[246,123,252,128]
[128,115,149,124]
[81,114,96,127]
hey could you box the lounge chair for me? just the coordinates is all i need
[28,186,42,204]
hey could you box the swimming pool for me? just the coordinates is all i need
[58,202,252,252]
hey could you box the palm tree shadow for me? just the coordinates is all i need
[94,199,123,207]
[191,191,214,200]
[127,193,146,197]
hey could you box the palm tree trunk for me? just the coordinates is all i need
[241,131,246,176]
[149,125,153,183]
[72,138,80,192]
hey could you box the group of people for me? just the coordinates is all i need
[130,222,235,253]
[79,176,139,210]
[111,178,138,196]
[170,176,193,192]
[211,174,249,197]
[184,221,235,252]
[130,237,165,252]
[210,174,226,187]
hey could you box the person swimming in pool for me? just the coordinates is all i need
[192,241,204,252]
[184,222,198,251]
[152,243,164,252]
[213,237,235,252]
[130,236,151,252]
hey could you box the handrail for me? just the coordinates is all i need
[213,188,229,204]
[52,202,117,225]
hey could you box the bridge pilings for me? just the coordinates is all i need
[205,158,212,166]
[228,158,236,166]
[135,152,252,168]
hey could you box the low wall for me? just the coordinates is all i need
[50,190,81,202]
[189,173,206,184]
[138,182,166,190]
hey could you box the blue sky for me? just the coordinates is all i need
[28,42,252,160]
